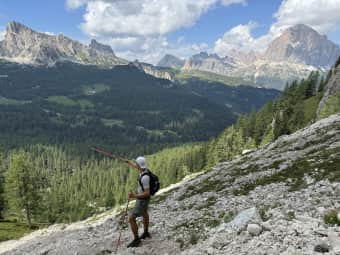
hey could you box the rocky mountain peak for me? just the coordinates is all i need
[6,21,32,35]
[264,24,340,67]
[90,39,115,56]
[157,54,185,68]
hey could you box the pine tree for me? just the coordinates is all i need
[5,151,40,227]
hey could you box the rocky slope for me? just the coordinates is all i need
[1,112,340,255]
[0,21,127,66]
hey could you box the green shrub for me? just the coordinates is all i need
[324,210,340,226]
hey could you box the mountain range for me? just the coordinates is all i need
[0,21,173,81]
[1,21,339,90]
[159,24,340,90]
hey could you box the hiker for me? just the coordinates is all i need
[125,156,152,248]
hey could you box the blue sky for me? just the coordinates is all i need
[1,0,340,63]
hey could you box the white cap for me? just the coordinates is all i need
[136,156,147,169]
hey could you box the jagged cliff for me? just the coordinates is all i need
[0,21,127,66]
[1,112,340,255]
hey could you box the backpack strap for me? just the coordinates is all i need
[138,170,149,192]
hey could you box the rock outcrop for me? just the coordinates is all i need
[1,113,340,255]
[183,52,237,76]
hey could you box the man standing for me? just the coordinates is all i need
[126,156,151,248]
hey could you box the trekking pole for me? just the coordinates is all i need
[91,147,127,162]
[114,197,130,254]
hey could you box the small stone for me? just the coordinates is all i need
[314,243,329,253]
[247,224,262,236]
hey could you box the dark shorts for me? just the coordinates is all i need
[131,199,150,218]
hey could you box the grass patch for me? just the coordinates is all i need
[47,96,78,107]
[175,70,253,86]
[0,221,46,242]
[287,211,296,221]
[0,96,30,105]
[47,96,94,109]
[319,92,340,119]
[233,147,340,196]
[324,210,340,226]
[101,118,124,128]
[82,83,110,96]
[177,178,225,201]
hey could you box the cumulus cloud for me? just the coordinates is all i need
[270,0,340,36]
[214,0,340,57]
[66,0,247,62]
[80,0,218,37]
[214,22,260,54]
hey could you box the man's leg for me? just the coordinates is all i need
[129,215,139,240]
[142,211,149,233]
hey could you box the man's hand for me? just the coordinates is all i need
[128,192,137,199]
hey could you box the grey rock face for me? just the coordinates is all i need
[0,21,127,66]
[183,52,236,74]
[157,54,185,69]
[132,61,173,81]
[264,24,340,67]
[90,39,114,56]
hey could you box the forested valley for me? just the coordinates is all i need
[2,58,337,242]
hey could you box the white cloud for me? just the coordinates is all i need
[270,0,340,36]
[214,0,340,57]
[66,0,247,62]
[66,0,89,9]
[221,0,247,6]
[80,0,218,37]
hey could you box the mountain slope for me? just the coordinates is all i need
[0,21,127,66]
[1,112,340,255]
[0,61,235,151]
[264,24,340,67]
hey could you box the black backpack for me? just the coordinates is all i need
[138,169,160,196]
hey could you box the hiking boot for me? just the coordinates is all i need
[140,231,151,239]
[127,238,141,248]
